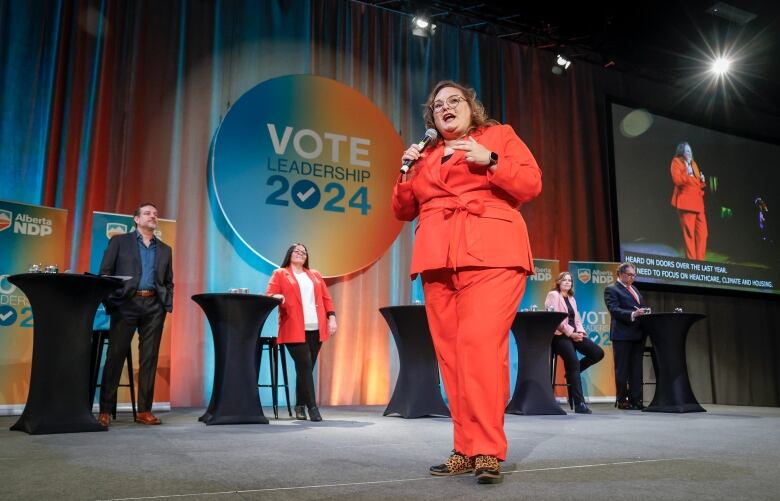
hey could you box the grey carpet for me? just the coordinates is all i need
[1,404,778,500]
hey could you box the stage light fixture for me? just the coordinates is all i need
[710,56,732,75]
[551,53,572,75]
[412,16,437,37]
[706,2,757,25]
[556,54,572,69]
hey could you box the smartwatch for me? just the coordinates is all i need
[488,151,499,166]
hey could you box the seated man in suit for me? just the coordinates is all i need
[604,262,649,410]
[97,202,174,428]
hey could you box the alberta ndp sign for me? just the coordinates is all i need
[210,75,405,277]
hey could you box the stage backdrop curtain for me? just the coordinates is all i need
[1,0,620,407]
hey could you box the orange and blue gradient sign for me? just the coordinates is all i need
[0,200,68,409]
[569,261,622,399]
[210,75,405,277]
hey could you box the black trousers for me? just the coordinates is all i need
[551,335,604,405]
[285,330,322,408]
[100,296,166,413]
[612,338,645,404]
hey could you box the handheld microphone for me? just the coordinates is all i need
[400,128,438,174]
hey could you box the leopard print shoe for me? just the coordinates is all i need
[474,455,502,484]
[429,450,475,476]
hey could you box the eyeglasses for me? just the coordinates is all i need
[622,272,636,278]
[292,249,307,256]
[431,95,466,113]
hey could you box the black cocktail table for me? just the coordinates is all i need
[506,311,568,415]
[641,312,707,413]
[379,305,450,418]
[192,293,280,425]
[9,273,122,434]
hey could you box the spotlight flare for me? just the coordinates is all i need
[711,57,731,75]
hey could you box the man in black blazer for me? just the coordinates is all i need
[604,262,649,410]
[97,203,173,428]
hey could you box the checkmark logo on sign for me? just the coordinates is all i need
[0,305,17,326]
[290,180,320,210]
[296,187,316,202]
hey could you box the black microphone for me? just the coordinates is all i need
[400,128,438,174]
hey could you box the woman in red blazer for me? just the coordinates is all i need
[393,80,542,484]
[670,142,707,260]
[544,272,604,415]
[266,243,337,422]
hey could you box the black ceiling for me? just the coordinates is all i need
[362,0,780,115]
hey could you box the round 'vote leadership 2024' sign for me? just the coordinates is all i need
[210,75,405,277]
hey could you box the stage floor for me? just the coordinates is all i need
[1,404,778,500]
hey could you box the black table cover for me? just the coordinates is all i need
[641,312,707,413]
[9,273,122,434]
[506,311,568,415]
[192,293,280,425]
[379,305,450,418]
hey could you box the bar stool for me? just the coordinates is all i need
[89,329,137,420]
[550,350,573,410]
[642,339,659,404]
[257,337,292,419]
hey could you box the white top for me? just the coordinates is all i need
[294,270,319,330]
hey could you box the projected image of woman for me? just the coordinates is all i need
[392,80,542,484]
[670,141,708,260]
[266,243,337,422]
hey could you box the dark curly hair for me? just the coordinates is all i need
[133,202,158,217]
[423,80,499,142]
[674,142,691,158]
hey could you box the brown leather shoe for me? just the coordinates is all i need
[97,412,110,428]
[134,412,162,425]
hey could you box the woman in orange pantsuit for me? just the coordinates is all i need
[670,142,707,260]
[392,81,542,484]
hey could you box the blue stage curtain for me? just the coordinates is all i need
[1,0,610,406]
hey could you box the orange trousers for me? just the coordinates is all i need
[421,267,526,460]
[677,209,708,260]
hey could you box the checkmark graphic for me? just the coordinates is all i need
[290,180,320,209]
[0,306,17,326]
[296,187,316,202]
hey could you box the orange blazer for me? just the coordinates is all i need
[544,290,585,336]
[670,157,705,212]
[392,124,542,277]
[265,267,335,344]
